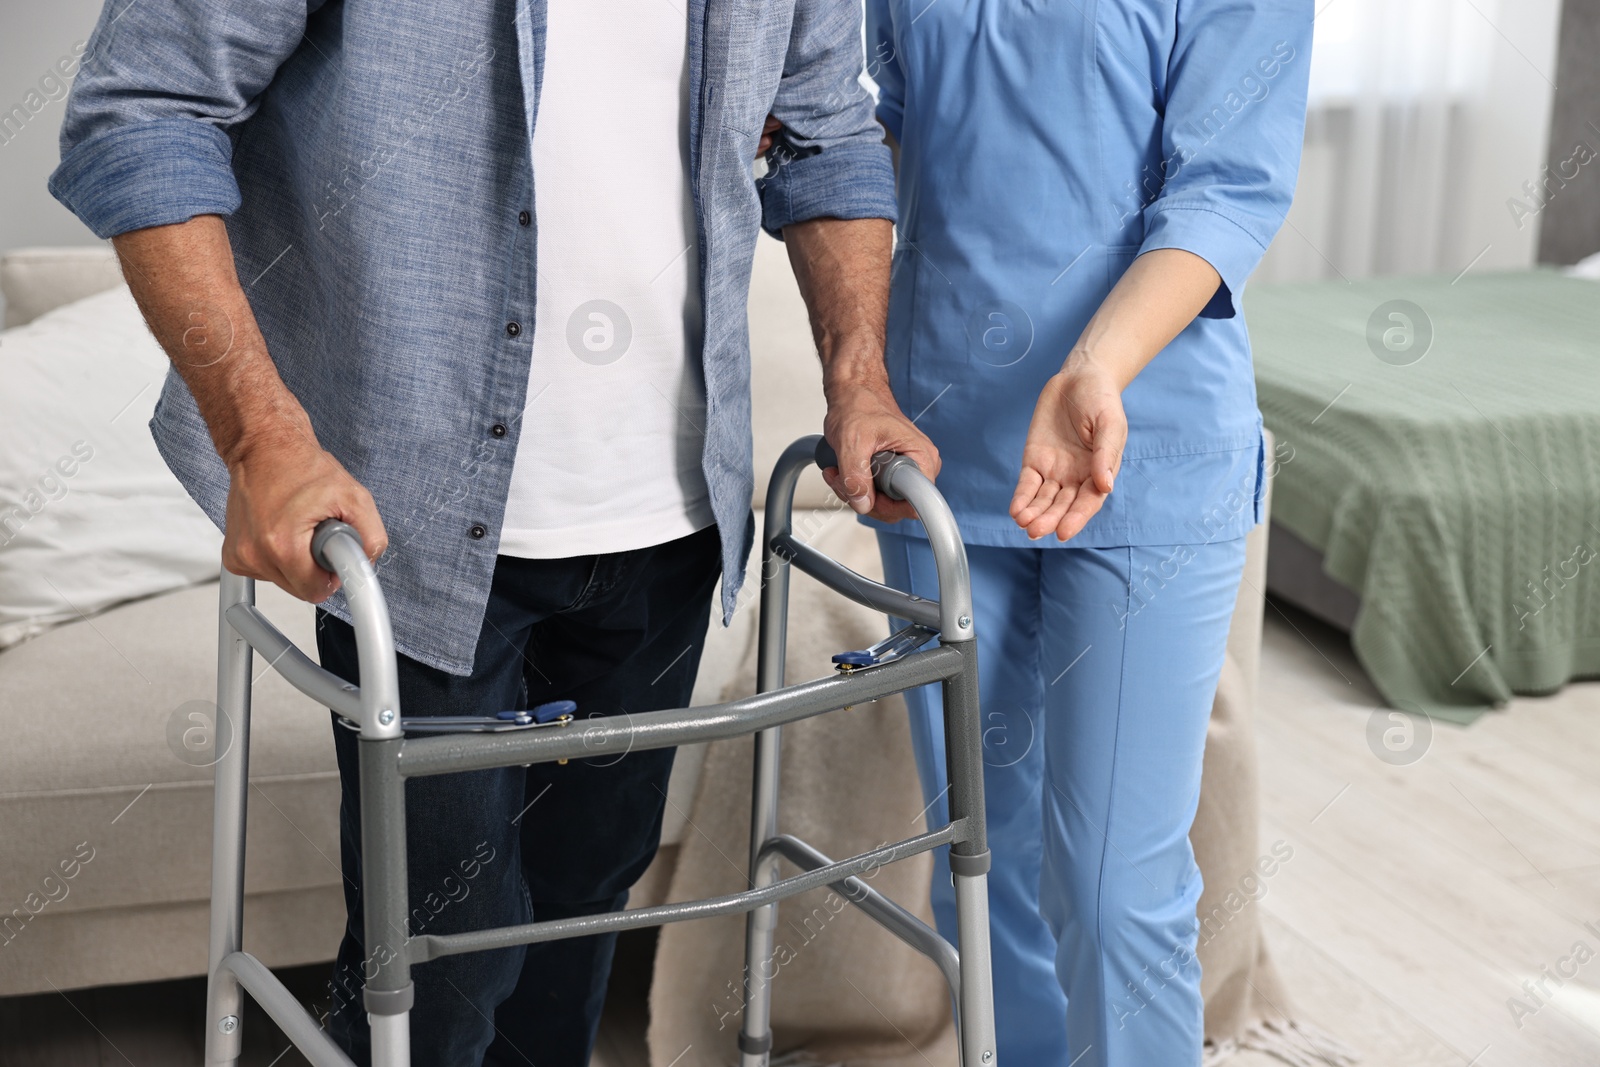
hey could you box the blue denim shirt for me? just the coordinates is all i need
[51,0,895,675]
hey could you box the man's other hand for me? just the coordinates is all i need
[758,115,781,157]
[822,381,940,523]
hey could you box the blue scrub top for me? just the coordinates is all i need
[866,0,1312,549]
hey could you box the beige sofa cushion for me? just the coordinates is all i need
[0,581,339,926]
[0,246,123,329]
[0,889,346,998]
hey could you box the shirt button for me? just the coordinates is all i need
[469,524,487,540]
[490,422,508,438]
[518,210,531,226]
[505,321,521,338]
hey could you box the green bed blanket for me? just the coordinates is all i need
[1246,270,1600,723]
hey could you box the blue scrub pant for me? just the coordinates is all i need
[877,531,1247,1067]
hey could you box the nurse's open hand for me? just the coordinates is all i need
[1011,360,1127,542]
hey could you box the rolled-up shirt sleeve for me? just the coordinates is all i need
[757,0,897,237]
[1138,0,1312,318]
[49,0,315,239]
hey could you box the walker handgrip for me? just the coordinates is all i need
[813,439,909,502]
[312,519,362,571]
[307,517,402,740]
[800,435,972,642]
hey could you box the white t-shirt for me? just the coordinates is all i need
[497,1,713,559]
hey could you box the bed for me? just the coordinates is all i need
[1247,269,1600,723]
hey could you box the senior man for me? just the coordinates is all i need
[51,1,936,1064]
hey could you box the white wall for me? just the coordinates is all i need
[0,0,1568,286]
[1255,0,1563,283]
[0,1,107,255]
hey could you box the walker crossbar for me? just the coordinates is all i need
[224,602,363,719]
[202,434,998,1067]
[395,645,965,777]
[769,531,942,630]
[216,951,358,1067]
[755,834,963,1014]
[409,823,958,962]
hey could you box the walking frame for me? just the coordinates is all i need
[203,436,998,1067]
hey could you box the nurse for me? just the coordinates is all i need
[861,3,1311,1065]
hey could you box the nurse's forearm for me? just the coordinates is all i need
[1067,248,1222,388]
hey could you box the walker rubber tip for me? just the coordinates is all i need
[531,700,577,724]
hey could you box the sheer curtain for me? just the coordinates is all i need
[1256,0,1564,283]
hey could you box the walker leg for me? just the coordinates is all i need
[370,1012,411,1066]
[954,871,998,1066]
[944,644,998,1066]
[738,726,783,1067]
[739,543,791,1066]
[205,573,255,1066]
[360,737,414,1067]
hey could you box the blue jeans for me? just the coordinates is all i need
[317,524,721,1067]
[879,532,1247,1067]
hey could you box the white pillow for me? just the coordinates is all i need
[1567,250,1600,279]
[0,286,221,649]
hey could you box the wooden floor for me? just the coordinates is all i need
[6,605,1599,1066]
[0,962,331,1067]
[1224,602,1600,1067]
[0,931,657,1067]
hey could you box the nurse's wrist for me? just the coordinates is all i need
[1061,345,1138,392]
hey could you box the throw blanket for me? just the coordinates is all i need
[1249,271,1600,722]
[647,504,1355,1066]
